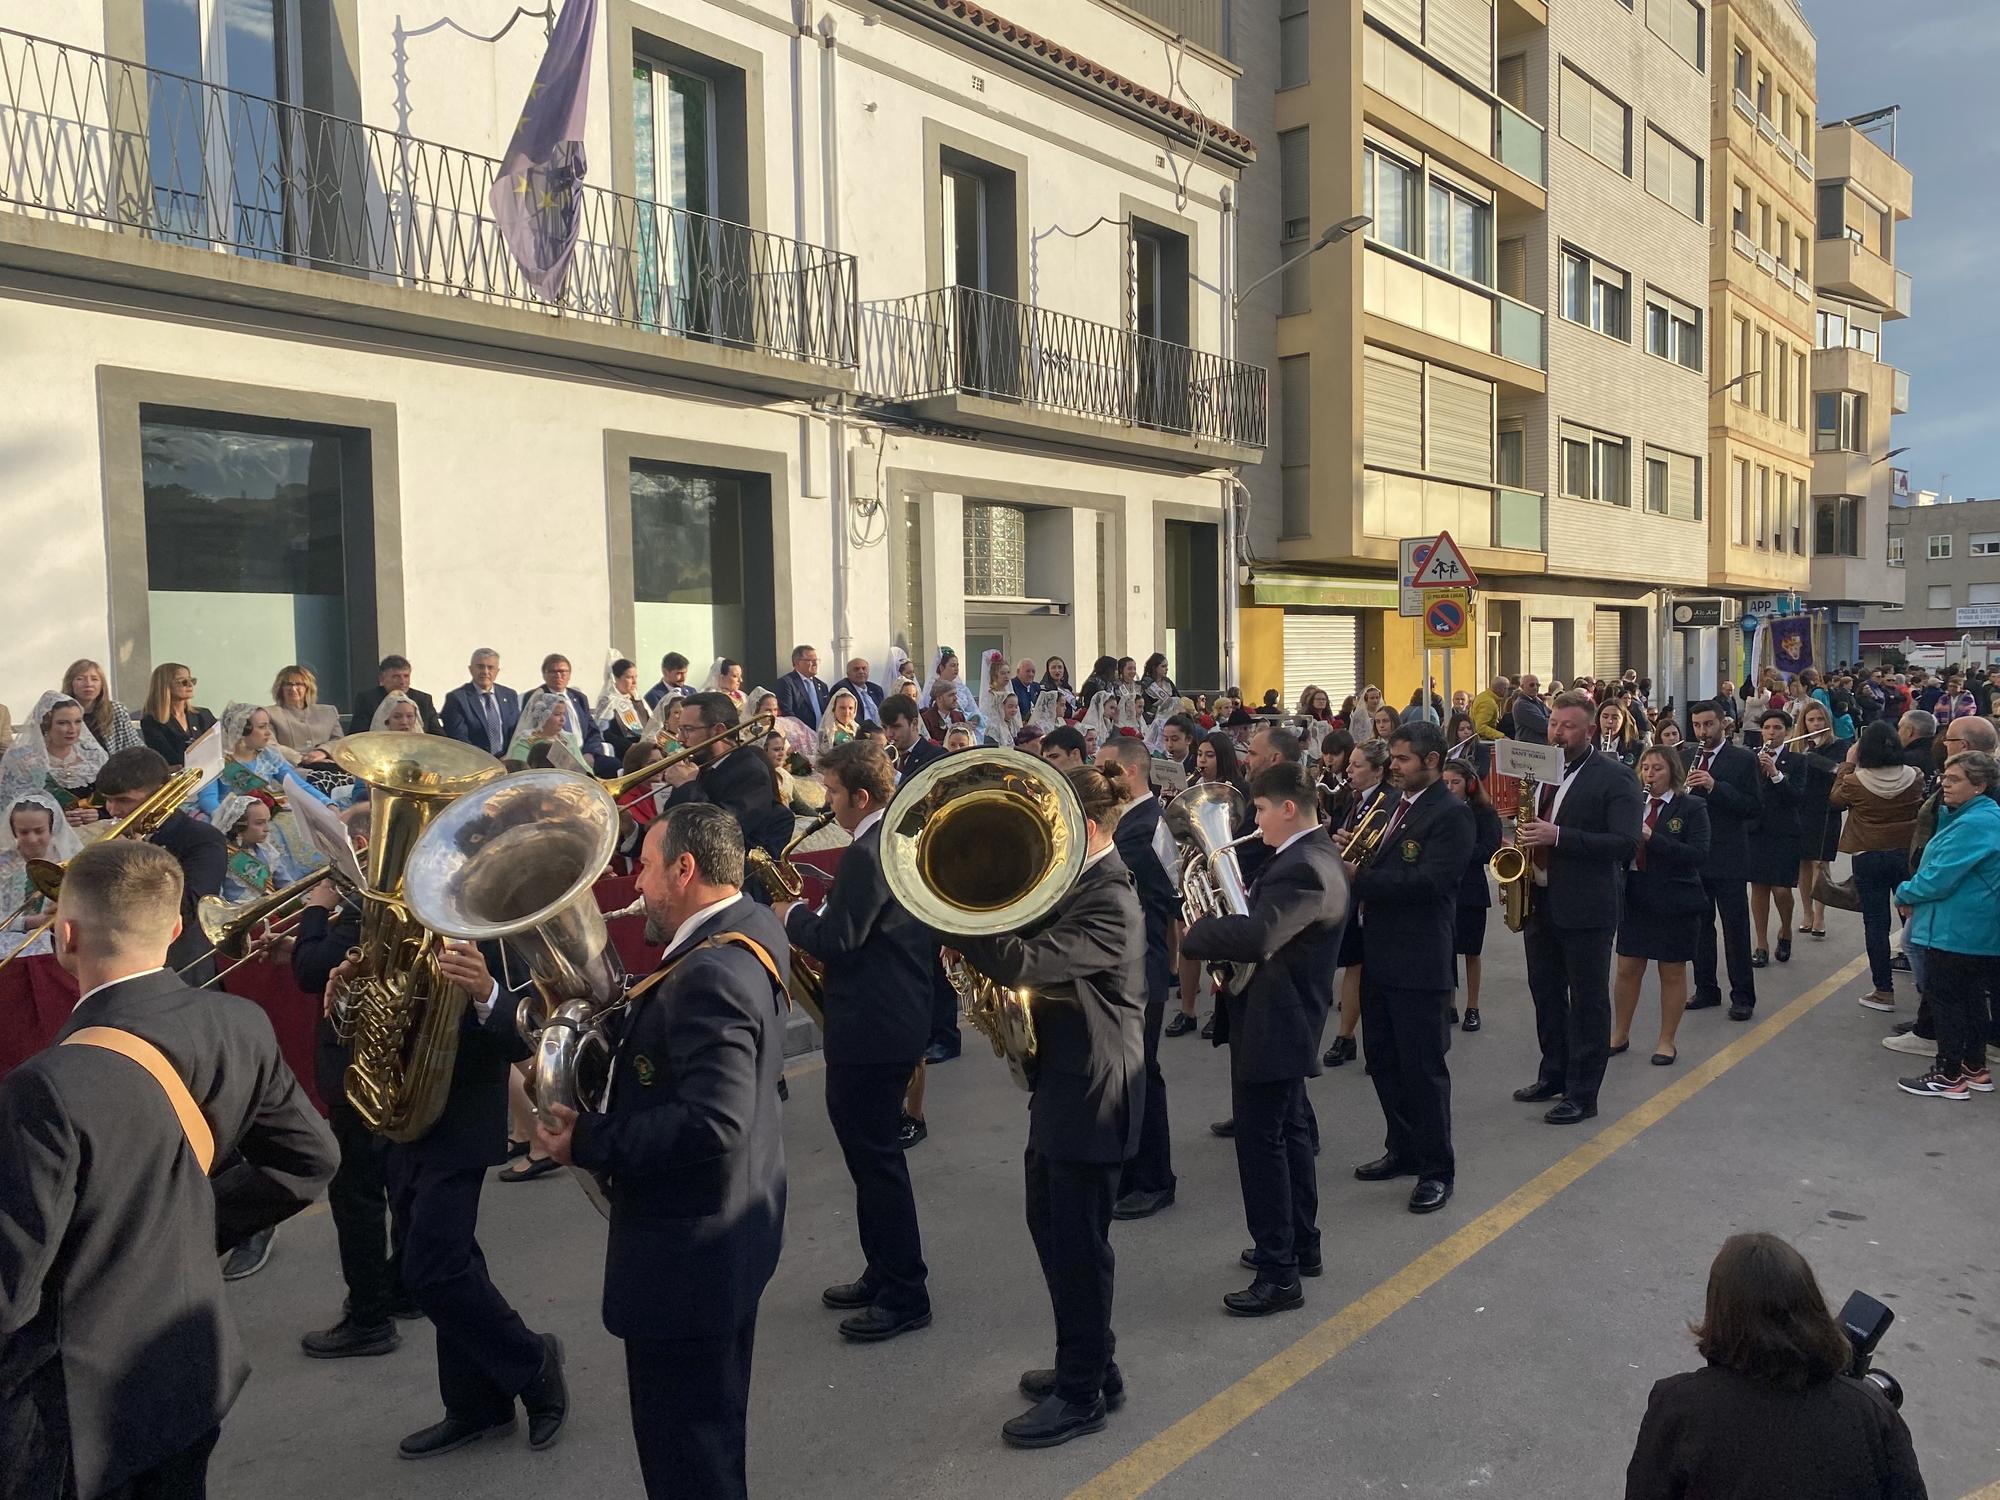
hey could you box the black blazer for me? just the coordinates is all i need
[347,685,443,737]
[555,685,616,776]
[1624,793,1711,917]
[570,897,789,1343]
[784,822,932,1068]
[1459,800,1504,908]
[775,671,832,726]
[668,746,793,858]
[959,851,1146,1165]
[1539,751,1646,932]
[151,810,227,982]
[1686,741,1761,880]
[1111,794,1179,1001]
[389,945,531,1171]
[140,708,217,768]
[0,970,337,1500]
[441,681,521,755]
[1756,750,1806,843]
[1182,833,1349,1082]
[1351,783,1475,992]
[895,735,945,784]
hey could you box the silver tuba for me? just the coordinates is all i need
[400,769,628,1133]
[1164,781,1260,998]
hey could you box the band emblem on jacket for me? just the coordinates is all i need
[1400,838,1422,863]
[634,1055,658,1087]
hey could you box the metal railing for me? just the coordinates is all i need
[859,285,1268,448]
[0,26,856,367]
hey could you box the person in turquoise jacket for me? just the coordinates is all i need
[1892,750,2000,1100]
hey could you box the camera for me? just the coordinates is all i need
[1839,1290,1903,1410]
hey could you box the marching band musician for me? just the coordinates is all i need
[1346,724,1474,1215]
[1322,739,1393,1069]
[1181,762,1347,1311]
[94,747,227,985]
[953,764,1145,1451]
[656,691,794,862]
[533,805,790,1500]
[775,742,935,1343]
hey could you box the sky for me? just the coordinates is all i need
[1807,0,1996,501]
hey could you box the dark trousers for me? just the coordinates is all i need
[824,1062,929,1314]
[1023,1149,1118,1404]
[625,1318,757,1500]
[1359,979,1455,1181]
[1927,949,2000,1076]
[1693,874,1757,1008]
[927,955,961,1053]
[387,1154,546,1424]
[1852,849,1911,994]
[1230,1076,1319,1278]
[1118,995,1176,1198]
[315,1038,400,1325]
[1525,909,1615,1106]
[95,1427,220,1500]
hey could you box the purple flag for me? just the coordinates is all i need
[1772,616,1814,675]
[489,0,599,303]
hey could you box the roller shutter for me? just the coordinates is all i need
[1283,611,1363,713]
[1363,350,1424,471]
[1426,367,1494,483]
[1593,609,1624,681]
[1426,0,1494,88]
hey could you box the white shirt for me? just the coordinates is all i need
[1273,825,1320,858]
[1082,841,1118,873]
[74,966,167,1010]
[663,892,749,960]
[851,808,885,844]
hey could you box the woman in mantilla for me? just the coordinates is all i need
[195,703,332,884]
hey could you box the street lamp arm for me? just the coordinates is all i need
[1232,216,1371,312]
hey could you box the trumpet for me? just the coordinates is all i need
[599,707,779,808]
[745,809,838,1025]
[1338,801,1391,867]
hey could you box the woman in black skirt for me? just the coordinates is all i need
[1749,709,1805,966]
[1321,738,1392,1067]
[1788,699,1845,940]
[1613,745,1711,1065]
[1443,758,1502,1033]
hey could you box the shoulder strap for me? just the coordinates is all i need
[61,1026,216,1174]
[623,930,792,1009]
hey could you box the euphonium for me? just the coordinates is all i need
[327,733,505,1142]
[1163,781,1258,997]
[1489,787,1537,933]
[879,747,1086,1091]
[745,809,838,1026]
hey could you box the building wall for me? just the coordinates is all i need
[1872,499,2000,635]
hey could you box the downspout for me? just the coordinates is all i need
[819,11,852,666]
[1219,184,1241,690]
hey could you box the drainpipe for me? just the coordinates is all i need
[1219,184,1241,689]
[819,12,852,666]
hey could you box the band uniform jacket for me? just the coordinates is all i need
[783,822,932,1068]
[667,746,794,859]
[958,851,1146,1165]
[894,736,945,785]
[1685,741,1761,881]
[1350,783,1474,993]
[1757,750,1807,846]
[347,684,443,737]
[0,970,337,1500]
[1181,834,1350,1083]
[397,946,532,1171]
[1624,795,1711,918]
[1537,752,1646,931]
[441,681,522,754]
[1110,795,1178,998]
[151,810,227,981]
[569,898,790,1342]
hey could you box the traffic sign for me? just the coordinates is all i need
[1398,537,1431,617]
[1412,530,1478,589]
[1422,588,1473,649]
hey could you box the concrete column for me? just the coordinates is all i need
[921,491,965,661]
[1122,497,1153,656]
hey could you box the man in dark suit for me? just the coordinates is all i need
[349,654,444,736]
[1348,723,1474,1213]
[533,804,789,1500]
[1685,700,1762,1020]
[775,644,832,730]
[644,652,692,711]
[658,692,793,860]
[882,696,942,785]
[840,657,887,723]
[1099,739,1179,1221]
[0,840,337,1500]
[1182,762,1347,1313]
[535,654,616,777]
[96,748,227,985]
[776,743,933,1341]
[442,648,521,757]
[1511,692,1645,1123]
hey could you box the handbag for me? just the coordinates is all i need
[1814,868,1862,913]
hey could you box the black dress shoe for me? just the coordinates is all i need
[897,1114,928,1149]
[1544,1100,1597,1125]
[1019,1365,1125,1411]
[1461,1008,1481,1033]
[1001,1393,1107,1449]
[1112,1188,1175,1220]
[1239,1247,1323,1277]
[1750,948,1769,969]
[1447,1006,1459,1025]
[1208,1117,1235,1137]
[1199,1011,1217,1040]
[1685,993,1722,1011]
[1607,1042,1630,1057]
[1353,1153,1414,1182]
[1775,937,1792,963]
[1408,1179,1453,1214]
[839,1305,932,1342]
[301,1315,400,1359]
[1728,1004,1754,1022]
[1223,1278,1304,1317]
[922,1039,960,1064]
[399,1415,516,1460]
[1650,1050,1677,1066]
[1163,1011,1196,1038]
[821,1278,877,1310]
[521,1333,567,1450]
[1512,1081,1562,1103]
[1323,1035,1357,1067]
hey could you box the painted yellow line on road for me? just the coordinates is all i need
[1956,1483,2000,1500]
[1069,954,1870,1500]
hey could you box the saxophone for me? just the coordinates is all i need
[746,809,839,1026]
[1489,786,1538,933]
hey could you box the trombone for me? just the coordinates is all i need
[599,707,778,809]
[171,868,359,984]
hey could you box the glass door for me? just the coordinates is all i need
[943,168,1008,394]
[634,61,719,335]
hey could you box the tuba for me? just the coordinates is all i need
[880,748,1085,1091]
[1163,782,1258,998]
[745,808,838,1026]
[327,733,505,1142]
[1489,785,1537,933]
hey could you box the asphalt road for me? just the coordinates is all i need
[211,910,2000,1499]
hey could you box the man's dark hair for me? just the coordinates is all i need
[662,652,689,673]
[1856,721,1904,769]
[817,740,897,804]
[657,802,745,887]
[791,644,815,665]
[1690,699,1727,723]
[1248,761,1317,814]
[879,696,921,729]
[683,691,738,729]
[1164,712,1201,744]
[97,746,172,799]
[378,654,411,673]
[541,653,571,674]
[1042,725,1087,759]
[1389,721,1447,771]
[59,839,184,946]
[1759,708,1793,729]
[1256,725,1305,764]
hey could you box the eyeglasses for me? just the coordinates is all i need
[174,677,197,686]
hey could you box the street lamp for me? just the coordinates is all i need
[1231,215,1371,314]
[1873,446,1909,465]
[1712,369,1761,398]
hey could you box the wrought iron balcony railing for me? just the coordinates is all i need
[0,26,856,369]
[860,285,1268,449]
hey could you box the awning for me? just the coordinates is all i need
[1245,570,1398,609]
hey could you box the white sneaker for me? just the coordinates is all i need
[1881,1031,1933,1055]
[1857,992,1896,1012]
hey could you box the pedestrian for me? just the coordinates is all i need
[1831,723,1925,1014]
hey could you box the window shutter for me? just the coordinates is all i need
[1497,54,1526,110]
[1591,89,1627,172]
[1498,236,1526,300]
[1426,0,1494,89]
[1364,0,1424,42]
[1558,66,1591,151]
[1671,146,1701,221]
[1646,128,1671,199]
[1426,367,1494,484]
[1283,613,1363,712]
[1363,350,1423,471]
[1668,451,1698,519]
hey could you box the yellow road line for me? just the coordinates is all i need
[1069,954,1869,1500]
[1957,1484,2000,1500]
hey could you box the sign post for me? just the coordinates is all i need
[1415,535,1477,727]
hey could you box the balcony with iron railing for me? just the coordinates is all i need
[0,27,857,393]
[857,285,1268,462]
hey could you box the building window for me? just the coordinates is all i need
[1731,316,1751,401]
[1280,355,1311,538]
[1772,482,1787,551]
[1814,391,1865,453]
[1972,582,2000,605]
[1758,199,1773,254]
[630,460,771,677]
[1558,63,1630,175]
[1645,0,1705,68]
[1928,534,1952,560]
[1561,246,1628,339]
[1794,351,1807,430]
[1816,182,1844,240]
[1755,329,1770,412]
[1754,467,1769,548]
[1639,446,1700,519]
[1792,476,1804,554]
[1887,533,1904,566]
[1815,308,1847,349]
[1732,45,1750,98]
[1426,178,1493,284]
[1754,66,1770,118]
[1497,425,1525,487]
[1814,496,1860,558]
[1644,125,1704,221]
[1776,215,1792,267]
[1362,144,1421,255]
[1795,231,1809,279]
[1644,453,1668,515]
[1971,532,2000,557]
[1731,180,1750,239]
[1644,287,1702,370]
[1279,0,1309,89]
[1928,584,1952,610]
[1774,339,1790,424]
[1560,422,1628,506]
[1279,130,1311,316]
[1732,458,1750,544]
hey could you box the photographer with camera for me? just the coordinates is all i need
[1625,1232,1925,1499]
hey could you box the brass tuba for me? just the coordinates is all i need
[1489,785,1538,933]
[326,733,505,1142]
[880,748,1085,1091]
[1163,781,1258,997]
[745,808,838,1026]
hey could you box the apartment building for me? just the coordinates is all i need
[1862,498,2000,670]
[1706,0,1815,679]
[0,0,1264,711]
[1809,107,1913,666]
